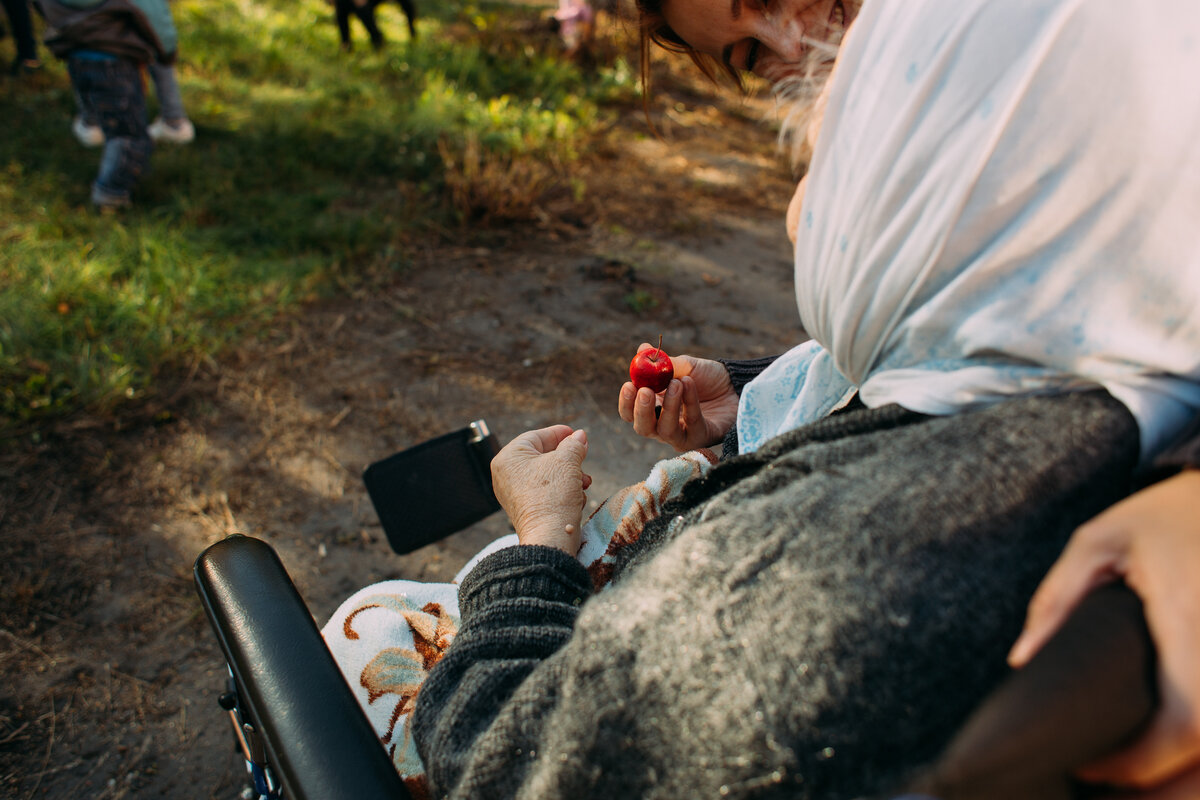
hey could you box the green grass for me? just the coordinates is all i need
[0,0,638,434]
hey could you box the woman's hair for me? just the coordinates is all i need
[634,0,861,169]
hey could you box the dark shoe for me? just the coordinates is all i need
[91,184,132,212]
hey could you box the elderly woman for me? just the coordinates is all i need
[410,1,1200,798]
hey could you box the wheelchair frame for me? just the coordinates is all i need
[194,535,413,800]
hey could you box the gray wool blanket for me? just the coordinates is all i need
[412,390,1140,800]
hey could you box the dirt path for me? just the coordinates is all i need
[0,71,804,798]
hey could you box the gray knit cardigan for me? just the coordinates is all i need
[413,383,1194,800]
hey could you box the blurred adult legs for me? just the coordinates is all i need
[391,0,417,39]
[1,0,40,74]
[335,0,384,50]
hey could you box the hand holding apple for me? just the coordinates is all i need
[619,344,739,453]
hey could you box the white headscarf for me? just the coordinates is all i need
[738,0,1200,463]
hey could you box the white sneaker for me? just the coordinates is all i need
[148,117,195,144]
[72,116,105,148]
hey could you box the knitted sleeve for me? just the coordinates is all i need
[411,544,592,797]
[717,356,780,458]
[718,355,780,395]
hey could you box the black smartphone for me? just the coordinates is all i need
[362,420,503,554]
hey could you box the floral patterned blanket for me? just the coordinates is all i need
[321,448,717,799]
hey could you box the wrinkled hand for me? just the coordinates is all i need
[491,425,592,554]
[618,346,738,452]
[1008,470,1200,797]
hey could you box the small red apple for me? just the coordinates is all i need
[629,337,674,394]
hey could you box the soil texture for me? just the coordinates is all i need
[0,58,806,798]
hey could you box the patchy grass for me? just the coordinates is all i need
[0,0,639,435]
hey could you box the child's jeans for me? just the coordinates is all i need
[78,62,188,126]
[148,62,186,122]
[67,52,153,206]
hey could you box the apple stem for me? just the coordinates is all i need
[656,333,663,359]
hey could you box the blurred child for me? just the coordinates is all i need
[73,60,195,148]
[41,0,178,210]
[553,0,594,58]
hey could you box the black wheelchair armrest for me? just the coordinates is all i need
[194,535,411,800]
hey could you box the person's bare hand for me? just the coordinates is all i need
[618,346,737,452]
[490,425,592,554]
[1008,470,1200,795]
